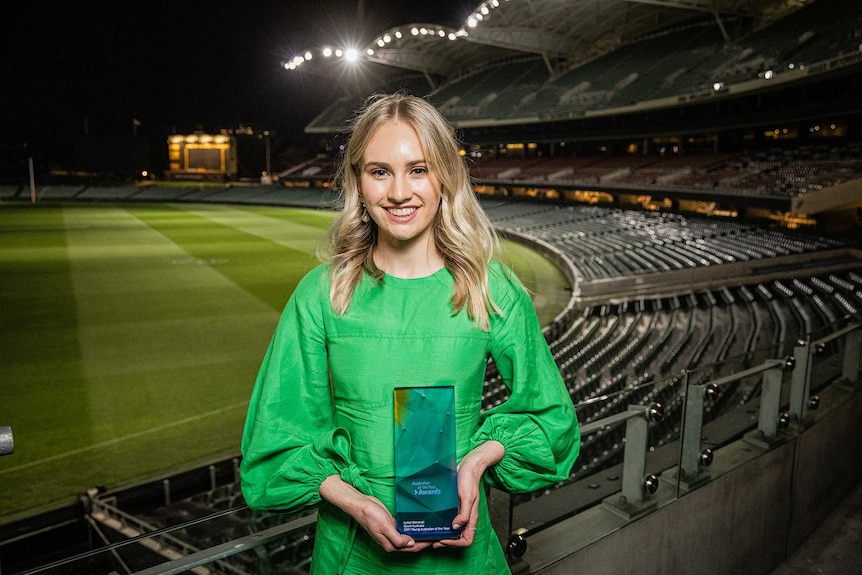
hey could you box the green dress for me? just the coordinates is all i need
[240,261,580,574]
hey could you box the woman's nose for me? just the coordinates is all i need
[389,176,411,202]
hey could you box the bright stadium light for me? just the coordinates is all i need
[344,48,358,62]
[468,17,478,27]
[304,51,312,60]
[366,48,375,56]
[323,47,333,57]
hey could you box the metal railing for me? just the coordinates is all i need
[11,323,861,575]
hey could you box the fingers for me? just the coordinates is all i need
[433,525,477,548]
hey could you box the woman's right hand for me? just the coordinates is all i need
[320,474,432,553]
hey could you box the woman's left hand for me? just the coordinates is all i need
[433,440,504,549]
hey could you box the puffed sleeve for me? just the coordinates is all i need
[240,266,368,511]
[470,263,580,493]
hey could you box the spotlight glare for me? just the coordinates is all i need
[344,48,358,62]
[323,47,333,57]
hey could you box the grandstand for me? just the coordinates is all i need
[2,0,862,573]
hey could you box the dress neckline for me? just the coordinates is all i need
[380,266,450,288]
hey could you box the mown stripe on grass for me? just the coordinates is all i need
[131,203,323,311]
[0,205,94,518]
[0,204,284,518]
[0,205,92,449]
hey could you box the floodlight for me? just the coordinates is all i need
[367,48,375,55]
[411,27,419,35]
[304,51,312,60]
[764,69,774,79]
[468,17,478,27]
[323,47,333,57]
[395,31,402,38]
[345,48,358,62]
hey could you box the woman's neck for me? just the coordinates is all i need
[372,241,445,279]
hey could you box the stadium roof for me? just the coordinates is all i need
[283,0,803,91]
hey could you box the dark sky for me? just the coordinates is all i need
[2,1,474,147]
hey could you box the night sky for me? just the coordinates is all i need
[2,1,474,148]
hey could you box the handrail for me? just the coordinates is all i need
[130,513,317,575]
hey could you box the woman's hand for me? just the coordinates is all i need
[320,475,432,553]
[433,440,504,549]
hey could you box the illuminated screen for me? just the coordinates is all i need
[187,148,222,171]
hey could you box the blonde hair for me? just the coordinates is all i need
[319,92,500,330]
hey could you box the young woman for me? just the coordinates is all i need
[240,93,580,574]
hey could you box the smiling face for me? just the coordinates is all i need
[359,120,442,258]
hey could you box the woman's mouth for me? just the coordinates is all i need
[385,207,417,218]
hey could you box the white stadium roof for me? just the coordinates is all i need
[283,0,803,90]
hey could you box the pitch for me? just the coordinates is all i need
[0,202,570,521]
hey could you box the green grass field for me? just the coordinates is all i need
[0,202,570,522]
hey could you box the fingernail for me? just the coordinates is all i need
[407,540,415,547]
[452,523,461,530]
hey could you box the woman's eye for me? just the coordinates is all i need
[370,169,387,177]
[412,166,427,175]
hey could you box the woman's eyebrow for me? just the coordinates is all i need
[362,159,427,169]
